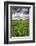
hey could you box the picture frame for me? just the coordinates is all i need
[4,1,35,44]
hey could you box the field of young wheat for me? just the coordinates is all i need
[10,19,29,37]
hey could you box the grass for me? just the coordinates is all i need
[10,19,29,37]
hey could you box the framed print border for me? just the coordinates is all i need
[4,1,35,44]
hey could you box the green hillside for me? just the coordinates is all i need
[10,19,29,37]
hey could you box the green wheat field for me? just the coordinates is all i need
[10,19,29,37]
